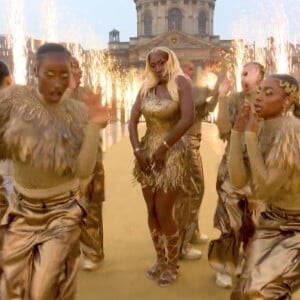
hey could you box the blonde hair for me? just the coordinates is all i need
[140,47,184,101]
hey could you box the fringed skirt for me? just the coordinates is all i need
[133,131,196,194]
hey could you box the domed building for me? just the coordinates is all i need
[108,0,231,69]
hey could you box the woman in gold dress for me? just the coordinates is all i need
[0,43,111,299]
[229,74,300,299]
[208,62,265,288]
[129,47,194,287]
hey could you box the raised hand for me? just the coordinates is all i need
[233,101,251,132]
[218,76,232,97]
[82,91,117,125]
[246,101,258,133]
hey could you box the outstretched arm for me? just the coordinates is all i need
[245,103,288,198]
[75,91,114,179]
[206,70,226,113]
[215,76,236,137]
[228,130,249,188]
[228,102,250,188]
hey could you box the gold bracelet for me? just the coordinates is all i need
[163,140,170,149]
[134,147,141,153]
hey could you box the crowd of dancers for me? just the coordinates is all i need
[129,46,300,299]
[0,42,299,300]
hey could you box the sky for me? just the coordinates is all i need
[0,0,299,49]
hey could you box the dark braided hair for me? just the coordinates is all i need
[0,60,10,86]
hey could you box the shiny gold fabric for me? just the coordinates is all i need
[174,190,190,251]
[80,157,105,263]
[177,87,212,246]
[208,155,264,275]
[210,90,264,275]
[181,132,204,244]
[133,91,195,194]
[1,189,83,300]
[231,205,300,300]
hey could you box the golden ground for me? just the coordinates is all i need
[77,123,300,300]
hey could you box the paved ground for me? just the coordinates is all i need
[77,123,300,300]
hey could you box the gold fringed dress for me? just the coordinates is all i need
[229,116,300,299]
[0,85,100,300]
[133,90,194,194]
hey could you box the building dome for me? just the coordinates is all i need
[134,0,216,37]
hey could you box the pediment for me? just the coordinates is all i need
[131,30,214,51]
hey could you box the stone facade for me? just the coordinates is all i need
[108,0,232,69]
[135,0,215,37]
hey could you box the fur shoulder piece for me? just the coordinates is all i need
[4,86,88,175]
[265,116,300,172]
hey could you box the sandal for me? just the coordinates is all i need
[157,266,178,287]
[146,260,165,279]
[158,230,179,287]
[146,228,166,279]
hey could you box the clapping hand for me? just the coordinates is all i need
[246,101,258,133]
[233,101,251,132]
[218,76,232,97]
[233,100,258,133]
[82,91,117,125]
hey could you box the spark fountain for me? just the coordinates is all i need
[41,0,58,43]
[7,0,27,84]
[83,48,143,150]
[5,0,298,139]
[228,0,300,89]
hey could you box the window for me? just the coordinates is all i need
[198,10,206,36]
[168,8,182,31]
[109,29,120,43]
[144,11,152,36]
